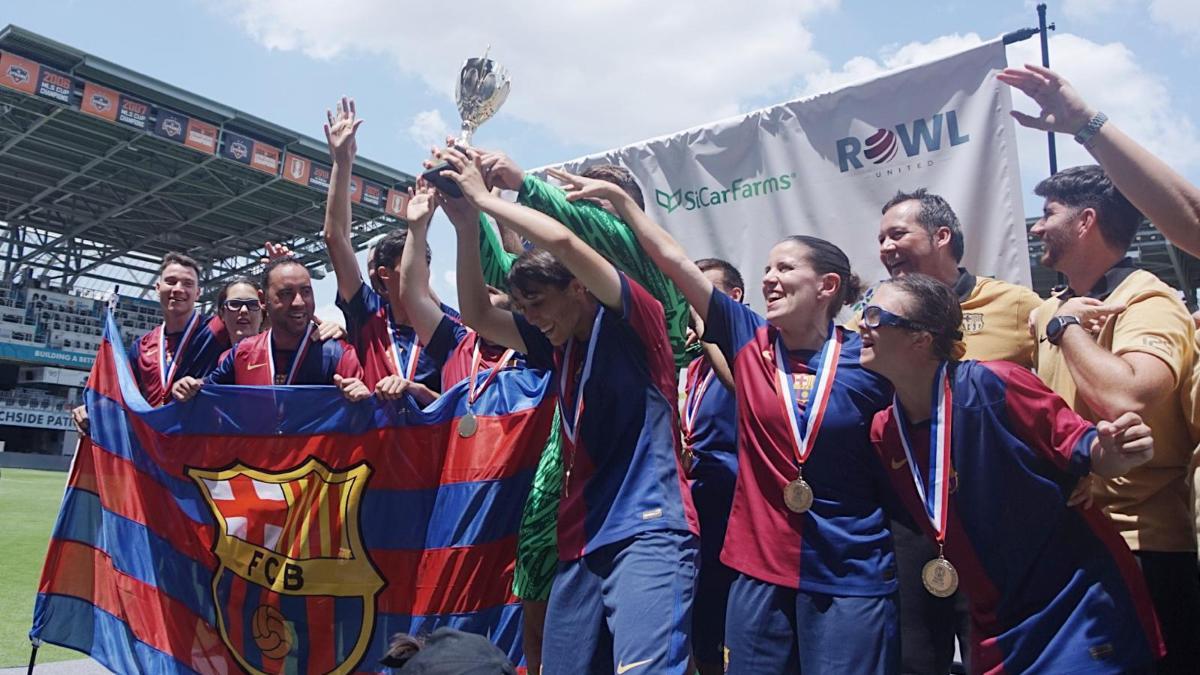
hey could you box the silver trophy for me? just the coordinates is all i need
[422,50,511,198]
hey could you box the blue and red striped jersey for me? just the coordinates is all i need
[704,288,896,594]
[516,272,698,560]
[206,331,362,386]
[682,354,738,483]
[336,282,460,393]
[128,314,229,406]
[871,360,1165,674]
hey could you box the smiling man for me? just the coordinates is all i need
[861,189,1042,367]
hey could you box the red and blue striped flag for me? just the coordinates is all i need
[31,314,553,673]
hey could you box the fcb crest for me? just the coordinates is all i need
[961,312,984,334]
[189,459,384,675]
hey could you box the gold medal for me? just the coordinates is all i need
[921,556,959,597]
[458,411,478,438]
[783,477,813,513]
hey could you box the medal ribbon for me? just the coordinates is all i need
[682,361,716,447]
[467,337,517,407]
[893,361,953,544]
[558,307,605,445]
[389,323,422,380]
[774,322,842,467]
[158,311,201,391]
[267,323,316,385]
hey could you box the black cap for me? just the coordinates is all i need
[382,628,515,674]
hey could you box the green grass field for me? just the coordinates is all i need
[0,468,88,667]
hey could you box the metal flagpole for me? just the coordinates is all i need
[1037,3,1058,176]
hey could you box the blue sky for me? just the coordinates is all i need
[6,0,1199,305]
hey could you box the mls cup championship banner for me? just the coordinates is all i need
[30,315,553,673]
[554,39,1029,303]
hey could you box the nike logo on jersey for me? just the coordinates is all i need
[246,362,267,370]
[616,658,654,673]
[891,456,908,470]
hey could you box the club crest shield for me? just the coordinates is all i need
[189,458,384,675]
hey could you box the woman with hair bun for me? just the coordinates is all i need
[546,169,901,673]
[860,274,1165,674]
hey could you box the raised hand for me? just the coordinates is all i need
[436,146,490,205]
[324,96,364,164]
[404,179,440,227]
[260,240,293,265]
[546,167,624,204]
[996,64,1095,135]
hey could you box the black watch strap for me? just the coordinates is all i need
[1047,315,1081,346]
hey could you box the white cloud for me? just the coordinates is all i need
[1147,0,1200,43]
[802,30,1200,187]
[408,109,451,150]
[800,32,986,97]
[221,0,839,148]
[1006,33,1200,178]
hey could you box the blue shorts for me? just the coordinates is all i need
[691,471,736,666]
[541,529,698,675]
[724,573,899,674]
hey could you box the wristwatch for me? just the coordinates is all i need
[1046,315,1082,346]
[1074,111,1108,146]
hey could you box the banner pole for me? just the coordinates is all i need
[26,638,41,675]
[1036,3,1057,176]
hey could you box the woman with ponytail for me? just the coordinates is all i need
[547,170,901,673]
[860,274,1165,674]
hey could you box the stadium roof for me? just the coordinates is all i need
[0,24,415,298]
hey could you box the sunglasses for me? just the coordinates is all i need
[861,305,927,332]
[223,299,262,312]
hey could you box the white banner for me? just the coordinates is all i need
[551,40,1027,309]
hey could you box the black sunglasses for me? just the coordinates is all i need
[223,298,262,312]
[862,305,927,331]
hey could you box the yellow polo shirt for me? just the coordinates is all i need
[849,271,1042,367]
[1032,268,1197,552]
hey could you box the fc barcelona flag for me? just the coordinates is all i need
[31,314,553,673]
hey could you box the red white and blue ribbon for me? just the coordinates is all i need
[157,311,200,391]
[389,323,422,381]
[683,360,716,447]
[467,337,517,408]
[558,307,605,445]
[267,322,315,385]
[894,361,953,544]
[774,322,842,466]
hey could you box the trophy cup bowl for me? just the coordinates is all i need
[421,54,511,199]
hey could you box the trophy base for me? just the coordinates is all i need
[421,162,463,199]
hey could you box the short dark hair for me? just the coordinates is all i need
[780,235,863,321]
[159,252,201,278]
[216,275,260,307]
[882,273,964,361]
[695,257,744,293]
[1034,165,1143,250]
[507,249,574,297]
[581,164,645,211]
[261,256,308,290]
[881,188,965,262]
[371,227,432,273]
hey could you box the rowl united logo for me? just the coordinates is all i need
[655,172,796,215]
[189,459,384,675]
[836,111,970,174]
